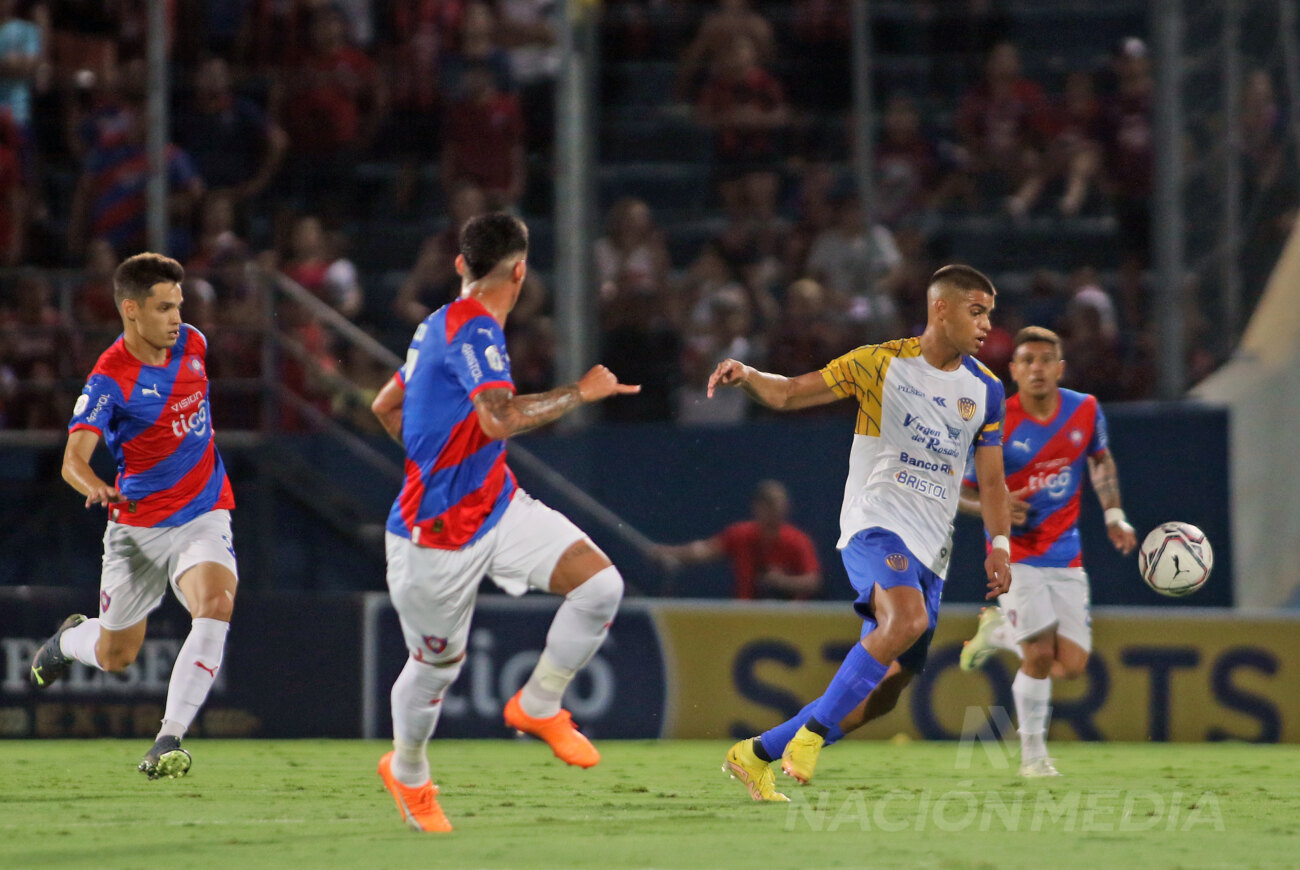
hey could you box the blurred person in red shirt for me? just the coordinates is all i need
[440,60,525,208]
[654,479,822,600]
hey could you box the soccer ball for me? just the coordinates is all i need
[1139,522,1213,597]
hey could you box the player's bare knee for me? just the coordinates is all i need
[1057,654,1088,680]
[190,594,234,622]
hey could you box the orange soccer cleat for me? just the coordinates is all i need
[377,752,453,833]
[503,690,600,768]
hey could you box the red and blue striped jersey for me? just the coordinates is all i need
[385,296,517,549]
[965,388,1108,567]
[68,324,235,527]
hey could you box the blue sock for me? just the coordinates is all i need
[760,700,847,760]
[808,643,889,735]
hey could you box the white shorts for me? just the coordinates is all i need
[999,564,1091,653]
[99,509,239,631]
[385,490,587,660]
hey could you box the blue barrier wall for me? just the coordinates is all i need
[0,402,1231,605]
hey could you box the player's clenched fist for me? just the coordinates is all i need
[577,365,640,403]
[707,359,750,397]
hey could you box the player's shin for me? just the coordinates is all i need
[1012,670,1052,761]
[391,654,463,787]
[521,565,623,719]
[60,618,104,669]
[759,699,847,760]
[808,643,889,735]
[159,617,229,739]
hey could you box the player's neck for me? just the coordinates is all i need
[1019,389,1060,421]
[122,327,170,366]
[917,329,962,371]
[462,285,513,326]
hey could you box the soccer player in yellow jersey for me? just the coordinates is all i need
[711,264,1014,801]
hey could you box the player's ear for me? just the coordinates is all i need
[512,259,526,284]
[121,298,137,321]
[454,254,466,278]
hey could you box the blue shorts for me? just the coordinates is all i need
[841,527,944,674]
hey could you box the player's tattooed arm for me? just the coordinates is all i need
[474,365,639,439]
[1087,450,1123,510]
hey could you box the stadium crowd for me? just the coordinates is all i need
[0,0,1293,432]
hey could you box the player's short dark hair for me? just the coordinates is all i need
[1014,325,1064,354]
[113,252,184,308]
[460,212,529,280]
[930,264,996,298]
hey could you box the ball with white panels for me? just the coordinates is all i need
[1139,522,1213,597]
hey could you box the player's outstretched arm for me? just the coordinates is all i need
[959,482,1030,524]
[474,365,640,440]
[371,375,406,445]
[62,429,121,509]
[972,444,1012,599]
[1087,450,1137,554]
[706,360,838,411]
[651,539,723,572]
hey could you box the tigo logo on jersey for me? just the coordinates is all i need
[886,553,909,572]
[171,403,209,438]
[958,397,977,421]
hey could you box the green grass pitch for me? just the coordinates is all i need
[2,739,1297,870]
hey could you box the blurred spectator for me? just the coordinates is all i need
[67,94,205,259]
[440,59,525,208]
[438,0,513,97]
[954,41,1052,211]
[652,479,821,600]
[496,0,558,151]
[71,236,118,329]
[0,268,74,428]
[393,181,487,325]
[272,4,388,213]
[507,314,555,394]
[65,55,143,163]
[766,277,842,378]
[186,190,246,277]
[805,186,904,341]
[1240,68,1298,309]
[594,197,670,302]
[599,287,681,422]
[716,170,787,315]
[0,0,42,163]
[173,56,289,213]
[381,0,465,212]
[675,0,773,101]
[696,33,788,216]
[1021,268,1068,335]
[676,284,758,425]
[276,214,362,318]
[333,334,393,434]
[1061,292,1122,400]
[1099,37,1153,268]
[875,93,941,227]
[781,159,838,282]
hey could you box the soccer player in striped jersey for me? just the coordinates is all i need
[30,253,238,780]
[710,265,1014,801]
[370,213,638,832]
[958,325,1136,776]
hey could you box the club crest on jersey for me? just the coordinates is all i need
[885,553,909,572]
[189,357,203,375]
[958,397,977,420]
[1069,428,1084,446]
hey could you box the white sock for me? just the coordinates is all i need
[59,618,104,669]
[390,655,463,787]
[520,565,623,719]
[1013,669,1052,761]
[160,618,229,740]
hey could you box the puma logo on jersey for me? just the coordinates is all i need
[141,384,161,398]
[1012,438,1032,452]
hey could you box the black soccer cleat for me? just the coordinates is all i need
[138,736,192,780]
[29,614,88,689]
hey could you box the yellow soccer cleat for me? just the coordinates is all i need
[378,752,453,832]
[722,738,789,802]
[960,606,1006,672]
[780,726,825,785]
